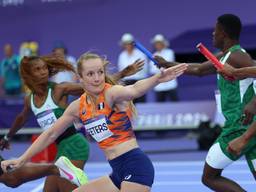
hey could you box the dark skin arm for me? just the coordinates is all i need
[218,62,256,79]
[111,59,144,81]
[55,82,84,97]
[233,67,256,78]
[155,51,254,76]
[228,121,256,156]
[154,55,218,77]
[0,96,32,150]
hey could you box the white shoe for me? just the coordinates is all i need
[55,156,88,186]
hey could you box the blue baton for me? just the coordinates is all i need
[134,41,159,67]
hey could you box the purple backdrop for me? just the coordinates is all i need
[134,101,216,130]
[1,0,256,62]
[0,97,216,130]
[0,0,254,102]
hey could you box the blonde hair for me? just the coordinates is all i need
[77,52,115,84]
[77,52,137,117]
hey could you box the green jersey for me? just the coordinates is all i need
[31,82,76,144]
[217,45,255,132]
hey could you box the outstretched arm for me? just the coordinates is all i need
[0,96,32,150]
[106,64,187,105]
[154,55,217,76]
[1,99,80,172]
[234,67,256,78]
[219,64,256,79]
[56,82,84,96]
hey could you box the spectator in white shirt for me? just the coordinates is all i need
[50,41,77,83]
[149,34,178,102]
[117,33,148,103]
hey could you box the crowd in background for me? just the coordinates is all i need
[0,33,178,103]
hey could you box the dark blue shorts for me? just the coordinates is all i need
[109,148,154,189]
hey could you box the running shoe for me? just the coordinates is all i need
[55,156,88,186]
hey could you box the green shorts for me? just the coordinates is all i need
[56,133,89,161]
[217,128,256,172]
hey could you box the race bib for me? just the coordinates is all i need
[83,115,113,142]
[36,110,58,130]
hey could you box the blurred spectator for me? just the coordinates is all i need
[0,44,22,95]
[19,41,40,94]
[149,34,178,102]
[19,41,39,57]
[117,33,148,103]
[50,41,77,83]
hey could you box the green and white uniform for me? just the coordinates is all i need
[31,82,89,161]
[206,45,256,171]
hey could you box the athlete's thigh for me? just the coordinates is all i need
[73,176,119,192]
[205,142,234,170]
[44,176,59,192]
[121,181,151,192]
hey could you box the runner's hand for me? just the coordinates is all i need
[227,136,247,156]
[154,56,176,68]
[1,157,25,172]
[122,59,144,77]
[157,63,187,83]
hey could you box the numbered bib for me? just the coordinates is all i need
[83,115,113,142]
[36,110,57,130]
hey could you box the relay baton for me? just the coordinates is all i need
[197,43,235,80]
[196,43,223,70]
[134,41,159,67]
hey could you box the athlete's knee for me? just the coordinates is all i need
[201,173,210,186]
[201,171,219,187]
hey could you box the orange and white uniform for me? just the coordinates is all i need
[79,83,135,149]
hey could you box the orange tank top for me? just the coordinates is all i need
[79,83,135,149]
